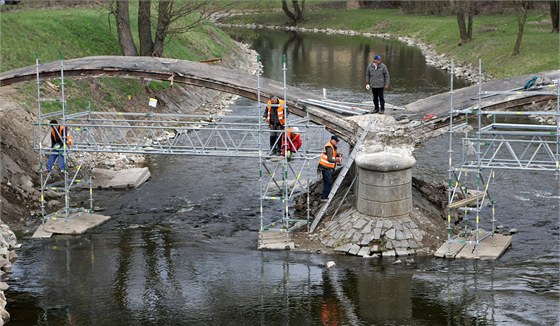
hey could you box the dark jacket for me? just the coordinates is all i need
[366,62,390,88]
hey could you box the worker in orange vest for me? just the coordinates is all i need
[281,127,302,160]
[46,119,73,173]
[263,95,286,155]
[318,135,342,202]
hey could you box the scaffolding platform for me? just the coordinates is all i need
[32,212,111,238]
[434,232,513,260]
[257,230,295,250]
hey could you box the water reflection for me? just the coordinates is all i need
[9,223,559,325]
[226,28,470,105]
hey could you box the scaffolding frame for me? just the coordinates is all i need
[446,59,560,247]
[34,55,325,233]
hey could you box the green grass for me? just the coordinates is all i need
[221,8,559,79]
[0,7,235,71]
[0,5,237,114]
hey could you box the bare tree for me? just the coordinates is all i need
[512,0,530,55]
[455,0,474,45]
[112,0,138,56]
[551,1,559,32]
[138,0,153,56]
[281,0,305,25]
[111,0,220,57]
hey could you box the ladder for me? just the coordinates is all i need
[309,117,373,232]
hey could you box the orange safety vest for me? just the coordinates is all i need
[266,99,285,126]
[318,141,337,169]
[51,126,73,147]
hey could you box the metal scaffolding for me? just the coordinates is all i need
[446,59,560,246]
[34,55,326,232]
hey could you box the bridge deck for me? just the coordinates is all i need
[404,70,559,121]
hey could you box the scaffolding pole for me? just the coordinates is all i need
[33,56,321,235]
[446,59,560,252]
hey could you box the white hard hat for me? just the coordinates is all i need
[292,127,299,132]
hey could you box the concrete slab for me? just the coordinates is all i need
[435,232,513,260]
[32,212,111,238]
[434,242,466,258]
[456,234,512,260]
[258,230,295,250]
[91,167,150,189]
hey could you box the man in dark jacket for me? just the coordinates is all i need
[366,54,390,114]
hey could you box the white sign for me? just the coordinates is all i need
[149,98,158,108]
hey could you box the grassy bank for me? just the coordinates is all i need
[221,8,559,79]
[0,6,236,112]
[0,7,234,71]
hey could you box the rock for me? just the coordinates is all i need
[326,261,336,269]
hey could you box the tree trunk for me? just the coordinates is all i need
[281,0,297,25]
[467,9,473,39]
[115,0,138,56]
[292,0,304,22]
[138,0,154,56]
[513,1,529,56]
[551,1,560,32]
[153,0,173,57]
[456,7,468,44]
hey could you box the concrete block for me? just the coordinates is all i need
[334,243,352,253]
[348,244,361,255]
[357,246,371,257]
[40,213,111,235]
[357,197,412,217]
[382,249,396,257]
[373,227,382,240]
[358,169,412,187]
[395,248,409,256]
[357,182,411,202]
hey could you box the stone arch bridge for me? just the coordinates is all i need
[1,55,557,148]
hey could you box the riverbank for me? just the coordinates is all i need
[218,21,483,83]
[216,7,559,79]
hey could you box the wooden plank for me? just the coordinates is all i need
[447,193,484,209]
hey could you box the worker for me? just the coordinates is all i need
[366,54,390,114]
[46,119,73,173]
[263,95,286,155]
[318,135,342,202]
[281,127,302,160]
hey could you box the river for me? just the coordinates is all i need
[7,29,559,325]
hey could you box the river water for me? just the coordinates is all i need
[7,29,559,325]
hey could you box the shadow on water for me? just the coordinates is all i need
[7,30,559,325]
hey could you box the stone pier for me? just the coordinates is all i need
[319,151,424,258]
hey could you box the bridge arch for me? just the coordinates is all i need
[0,55,357,142]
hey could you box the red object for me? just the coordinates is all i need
[281,130,303,156]
[423,113,437,122]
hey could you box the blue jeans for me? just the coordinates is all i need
[47,149,65,172]
[321,167,333,199]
